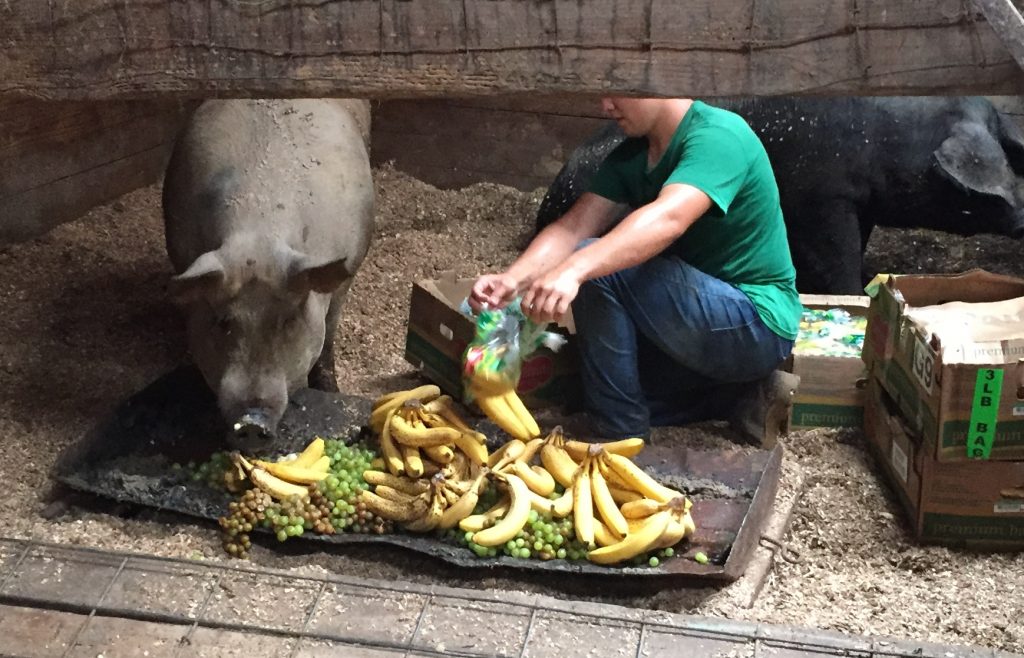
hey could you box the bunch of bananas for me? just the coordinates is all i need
[370,385,490,476]
[230,438,330,501]
[538,427,697,565]
[359,452,490,532]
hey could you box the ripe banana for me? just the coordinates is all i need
[608,485,643,505]
[501,389,541,439]
[474,391,532,441]
[439,471,488,529]
[509,461,555,498]
[390,414,462,448]
[472,473,532,547]
[380,409,406,476]
[550,488,574,518]
[602,453,681,503]
[588,510,672,565]
[359,490,429,522]
[374,484,418,504]
[592,519,621,547]
[540,431,580,489]
[401,445,425,478]
[520,437,546,464]
[362,470,430,496]
[459,496,511,532]
[423,444,455,464]
[404,487,446,533]
[248,467,310,501]
[370,385,442,433]
[589,459,628,537]
[620,498,664,519]
[487,439,526,469]
[423,396,489,445]
[572,459,595,546]
[252,460,329,485]
[290,437,326,468]
[564,437,645,461]
[454,432,489,466]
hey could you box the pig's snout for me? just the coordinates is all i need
[233,410,274,444]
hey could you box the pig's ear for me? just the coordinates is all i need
[287,255,351,295]
[934,121,1016,206]
[169,251,225,304]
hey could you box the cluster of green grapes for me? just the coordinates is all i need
[177,452,239,491]
[316,440,393,534]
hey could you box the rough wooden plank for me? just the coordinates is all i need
[1,0,1022,100]
[0,100,193,245]
[972,0,1024,70]
[371,98,605,191]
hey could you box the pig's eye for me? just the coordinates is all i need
[215,316,235,335]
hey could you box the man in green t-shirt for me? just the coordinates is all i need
[469,97,802,445]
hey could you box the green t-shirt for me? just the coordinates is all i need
[587,101,801,340]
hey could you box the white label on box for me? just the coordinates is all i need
[890,441,909,484]
[994,501,1024,514]
[438,323,454,341]
[1013,405,1024,417]
[911,337,935,395]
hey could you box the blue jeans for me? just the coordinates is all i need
[571,246,794,439]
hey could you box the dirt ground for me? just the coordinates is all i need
[1,167,1022,654]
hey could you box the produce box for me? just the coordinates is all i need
[862,270,1024,462]
[863,375,1024,548]
[404,273,581,409]
[52,366,783,584]
[788,295,870,430]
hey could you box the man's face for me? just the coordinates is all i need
[601,97,657,137]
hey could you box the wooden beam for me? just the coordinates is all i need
[0,100,193,245]
[972,0,1024,70]
[1,0,1023,100]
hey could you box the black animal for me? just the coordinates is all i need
[536,97,1024,294]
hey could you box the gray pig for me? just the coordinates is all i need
[162,99,374,447]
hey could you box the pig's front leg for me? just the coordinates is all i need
[308,285,349,392]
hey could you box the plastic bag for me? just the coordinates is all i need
[459,298,567,400]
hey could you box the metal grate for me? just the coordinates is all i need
[0,537,1003,658]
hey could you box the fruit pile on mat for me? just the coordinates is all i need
[211,385,696,567]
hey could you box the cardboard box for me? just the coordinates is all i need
[789,294,870,430]
[403,274,581,409]
[864,376,1024,548]
[863,270,1024,462]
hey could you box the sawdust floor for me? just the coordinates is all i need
[0,166,1021,654]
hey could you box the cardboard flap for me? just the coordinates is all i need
[888,269,1024,307]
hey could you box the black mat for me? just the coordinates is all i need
[53,367,782,583]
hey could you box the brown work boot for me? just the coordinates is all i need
[728,370,801,449]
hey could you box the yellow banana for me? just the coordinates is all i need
[404,487,446,533]
[439,471,488,529]
[550,488,574,518]
[520,437,546,463]
[401,445,425,478]
[389,414,462,448]
[459,496,511,532]
[380,408,405,476]
[526,489,556,514]
[362,470,430,496]
[608,485,643,505]
[423,444,455,464]
[502,389,540,438]
[590,460,629,537]
[248,467,310,501]
[370,385,442,432]
[423,396,489,444]
[654,517,689,550]
[472,473,532,547]
[540,438,580,489]
[565,437,645,462]
[593,519,621,547]
[509,461,556,498]
[489,440,526,472]
[253,460,329,485]
[588,510,672,565]
[475,392,532,440]
[454,432,489,466]
[572,459,595,546]
[620,498,664,519]
[290,437,325,468]
[370,457,386,471]
[602,453,681,503]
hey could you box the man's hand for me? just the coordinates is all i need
[521,265,582,324]
[469,272,521,312]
